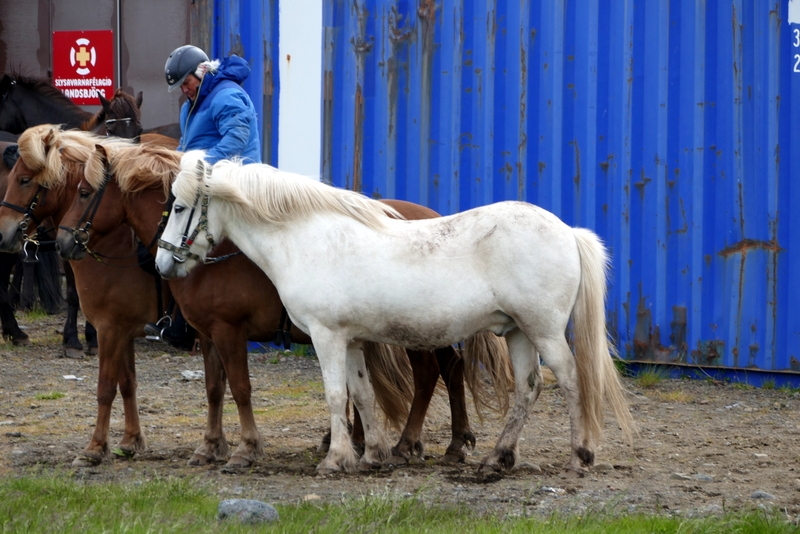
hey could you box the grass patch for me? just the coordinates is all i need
[0,473,797,533]
[656,390,693,403]
[732,382,755,390]
[761,379,776,390]
[634,365,671,389]
[34,391,66,401]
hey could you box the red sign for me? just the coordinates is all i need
[52,30,115,105]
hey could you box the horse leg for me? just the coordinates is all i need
[436,346,476,464]
[0,253,29,345]
[72,329,141,465]
[114,333,145,458]
[84,321,98,355]
[313,330,358,474]
[539,334,595,475]
[188,335,230,465]
[211,328,263,468]
[61,262,85,358]
[478,328,541,474]
[20,260,35,311]
[386,349,438,464]
[346,342,389,471]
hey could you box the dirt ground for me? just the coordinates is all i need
[1,310,799,521]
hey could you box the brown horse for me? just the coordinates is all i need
[2,125,512,469]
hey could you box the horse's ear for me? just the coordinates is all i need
[42,126,57,149]
[3,144,19,169]
[135,91,143,109]
[94,143,109,162]
[99,92,111,111]
[195,159,205,177]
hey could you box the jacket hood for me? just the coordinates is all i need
[196,55,251,102]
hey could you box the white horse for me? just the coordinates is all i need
[156,150,635,475]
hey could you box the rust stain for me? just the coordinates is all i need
[353,84,364,192]
[718,238,783,257]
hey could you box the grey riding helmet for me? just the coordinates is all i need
[164,45,209,92]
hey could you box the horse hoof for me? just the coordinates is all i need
[187,454,212,466]
[316,464,341,476]
[72,453,103,467]
[357,459,382,472]
[85,346,98,356]
[63,347,85,359]
[384,454,410,467]
[10,336,31,347]
[225,456,253,469]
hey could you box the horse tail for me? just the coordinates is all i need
[571,228,635,447]
[362,341,414,431]
[462,332,514,421]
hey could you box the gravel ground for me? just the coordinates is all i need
[1,310,799,521]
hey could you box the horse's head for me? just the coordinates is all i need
[0,124,96,252]
[97,89,143,139]
[0,74,26,133]
[56,139,177,261]
[55,144,118,260]
[156,150,214,279]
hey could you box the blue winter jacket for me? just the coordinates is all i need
[177,55,262,164]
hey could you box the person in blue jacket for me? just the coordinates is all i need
[146,44,262,350]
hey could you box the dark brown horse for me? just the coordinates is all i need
[1,125,511,468]
[0,73,179,139]
[0,140,32,345]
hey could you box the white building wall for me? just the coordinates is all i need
[278,0,323,179]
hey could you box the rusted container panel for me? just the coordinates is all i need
[323,0,800,377]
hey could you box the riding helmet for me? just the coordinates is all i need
[164,45,209,92]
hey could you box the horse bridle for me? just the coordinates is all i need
[157,161,217,263]
[57,166,113,258]
[0,184,50,260]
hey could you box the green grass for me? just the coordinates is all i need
[34,391,66,401]
[0,473,796,534]
[634,365,671,389]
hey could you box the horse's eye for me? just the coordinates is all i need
[19,176,31,185]
[79,189,92,199]
[174,206,185,214]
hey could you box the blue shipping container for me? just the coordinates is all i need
[322,0,800,381]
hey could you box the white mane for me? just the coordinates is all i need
[174,151,402,229]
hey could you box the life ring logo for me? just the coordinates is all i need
[69,38,97,75]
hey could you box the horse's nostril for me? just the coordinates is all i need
[55,242,61,254]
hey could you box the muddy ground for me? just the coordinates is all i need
[1,310,799,521]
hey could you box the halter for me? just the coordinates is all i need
[157,160,218,264]
[0,185,49,260]
[57,165,112,259]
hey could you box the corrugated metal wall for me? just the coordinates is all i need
[322,0,800,376]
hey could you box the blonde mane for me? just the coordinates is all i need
[83,142,180,198]
[175,151,403,228]
[16,125,136,188]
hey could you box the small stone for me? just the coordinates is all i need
[793,479,800,490]
[514,462,543,473]
[303,494,321,502]
[750,490,775,500]
[693,473,713,482]
[591,462,615,473]
[754,453,768,462]
[218,499,279,524]
[670,473,692,481]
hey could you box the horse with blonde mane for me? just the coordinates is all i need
[18,126,512,469]
[155,152,635,475]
